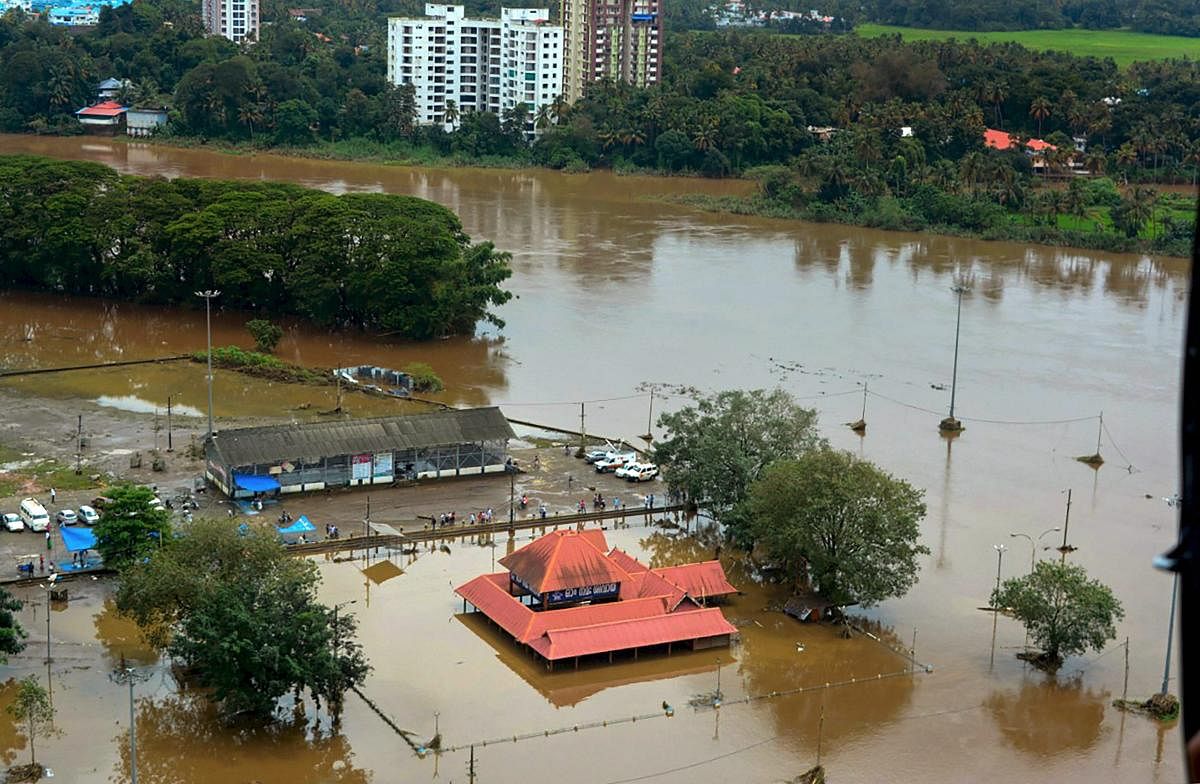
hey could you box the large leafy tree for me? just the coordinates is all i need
[652,389,824,538]
[745,449,929,606]
[0,587,26,662]
[992,561,1124,666]
[116,518,369,720]
[93,483,171,572]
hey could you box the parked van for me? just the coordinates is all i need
[19,498,49,532]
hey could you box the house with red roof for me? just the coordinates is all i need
[75,101,127,135]
[984,128,1058,171]
[456,529,738,668]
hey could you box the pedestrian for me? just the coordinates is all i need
[45,530,51,551]
[564,444,570,455]
[227,508,235,518]
[470,512,477,525]
[49,488,56,504]
[38,554,44,573]
[614,496,620,510]
[533,455,541,469]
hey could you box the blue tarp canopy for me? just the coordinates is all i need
[60,526,97,553]
[278,515,317,535]
[234,473,281,493]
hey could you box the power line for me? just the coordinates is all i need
[599,736,781,784]
[1100,419,1137,470]
[865,390,1100,426]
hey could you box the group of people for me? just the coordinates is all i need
[324,523,340,539]
[586,493,622,511]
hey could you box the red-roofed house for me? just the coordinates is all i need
[984,128,1057,171]
[457,528,739,667]
[75,101,128,135]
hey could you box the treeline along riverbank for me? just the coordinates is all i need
[0,155,513,339]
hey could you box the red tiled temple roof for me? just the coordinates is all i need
[76,100,128,117]
[529,608,737,660]
[499,529,628,594]
[606,547,649,574]
[984,128,1055,153]
[653,562,738,600]
[456,573,536,640]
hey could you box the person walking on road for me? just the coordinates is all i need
[49,488,57,504]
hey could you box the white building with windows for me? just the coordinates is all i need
[202,0,259,43]
[387,4,561,136]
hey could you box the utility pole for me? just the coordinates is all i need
[991,544,1007,606]
[939,282,969,433]
[1161,573,1178,696]
[110,664,152,784]
[850,381,868,433]
[642,386,656,441]
[75,414,82,475]
[468,745,476,784]
[508,465,516,532]
[1122,636,1129,702]
[577,402,586,458]
[166,395,173,452]
[1058,488,1076,557]
[364,496,371,540]
[194,289,220,439]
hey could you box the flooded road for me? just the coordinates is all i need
[0,135,1192,782]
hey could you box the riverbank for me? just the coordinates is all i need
[670,192,1194,260]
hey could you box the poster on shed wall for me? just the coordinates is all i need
[373,452,393,477]
[352,454,372,481]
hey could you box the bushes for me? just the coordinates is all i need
[402,362,445,393]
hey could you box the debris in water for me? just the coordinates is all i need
[1113,693,1180,721]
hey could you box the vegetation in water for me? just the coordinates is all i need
[93,483,172,572]
[0,587,25,663]
[402,362,444,393]
[0,156,512,339]
[245,319,284,354]
[114,517,370,720]
[992,560,1124,667]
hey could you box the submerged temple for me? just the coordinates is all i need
[455,529,738,668]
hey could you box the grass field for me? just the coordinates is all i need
[856,23,1200,67]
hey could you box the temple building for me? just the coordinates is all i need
[456,529,738,668]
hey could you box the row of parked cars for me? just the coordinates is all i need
[583,450,660,482]
[3,498,104,533]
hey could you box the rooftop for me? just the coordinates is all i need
[75,100,127,117]
[206,406,514,467]
[984,128,1056,153]
[499,529,627,594]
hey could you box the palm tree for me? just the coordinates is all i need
[597,128,618,150]
[549,94,569,125]
[238,103,264,139]
[1184,141,1200,187]
[692,119,719,152]
[534,104,551,132]
[1115,143,1138,170]
[46,65,74,109]
[1083,150,1107,176]
[1029,96,1051,137]
[984,81,1006,128]
[442,99,459,129]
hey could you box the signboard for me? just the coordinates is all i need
[373,452,393,477]
[546,582,620,605]
[351,454,372,481]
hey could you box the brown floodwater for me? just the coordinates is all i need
[0,135,1193,783]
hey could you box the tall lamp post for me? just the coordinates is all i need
[1010,527,1060,573]
[991,544,1007,606]
[194,290,220,439]
[110,664,152,784]
[939,282,969,433]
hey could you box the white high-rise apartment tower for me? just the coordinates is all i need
[387,4,562,136]
[202,0,259,42]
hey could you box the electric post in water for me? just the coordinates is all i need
[939,281,969,434]
[110,662,152,784]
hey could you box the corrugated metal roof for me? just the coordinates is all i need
[207,407,514,467]
[653,562,738,600]
[531,608,737,661]
[498,529,626,594]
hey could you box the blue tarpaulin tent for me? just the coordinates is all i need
[277,515,317,536]
[234,473,281,493]
[60,526,97,552]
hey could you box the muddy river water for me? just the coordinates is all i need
[0,135,1192,782]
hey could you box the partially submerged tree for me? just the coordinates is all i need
[746,449,929,606]
[116,518,369,720]
[992,560,1124,667]
[93,483,171,572]
[0,587,26,662]
[245,319,284,353]
[652,389,823,539]
[7,677,54,767]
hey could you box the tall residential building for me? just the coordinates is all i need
[562,0,661,102]
[387,4,562,135]
[202,0,259,43]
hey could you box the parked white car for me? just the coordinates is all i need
[595,453,636,473]
[626,464,660,482]
[77,505,100,525]
[2,513,23,532]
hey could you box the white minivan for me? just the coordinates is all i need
[19,498,49,532]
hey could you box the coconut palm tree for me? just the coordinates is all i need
[238,103,264,139]
[1029,96,1052,137]
[984,81,1007,128]
[1184,141,1200,187]
[549,94,569,125]
[534,104,551,132]
[442,99,459,129]
[692,119,719,152]
[1083,150,1107,176]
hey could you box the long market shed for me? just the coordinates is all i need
[204,407,515,497]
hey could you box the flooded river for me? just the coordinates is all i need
[0,135,1192,783]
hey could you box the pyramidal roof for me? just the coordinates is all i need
[499,529,630,594]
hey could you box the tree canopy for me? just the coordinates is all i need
[0,156,512,339]
[7,677,54,767]
[115,517,369,719]
[992,560,1124,665]
[93,483,172,571]
[652,388,823,531]
[0,586,25,662]
[745,449,929,606]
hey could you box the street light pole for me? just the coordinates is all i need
[1161,572,1178,696]
[1010,527,1060,573]
[991,544,1007,606]
[194,290,221,439]
[110,664,151,784]
[166,395,173,452]
[940,283,969,433]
